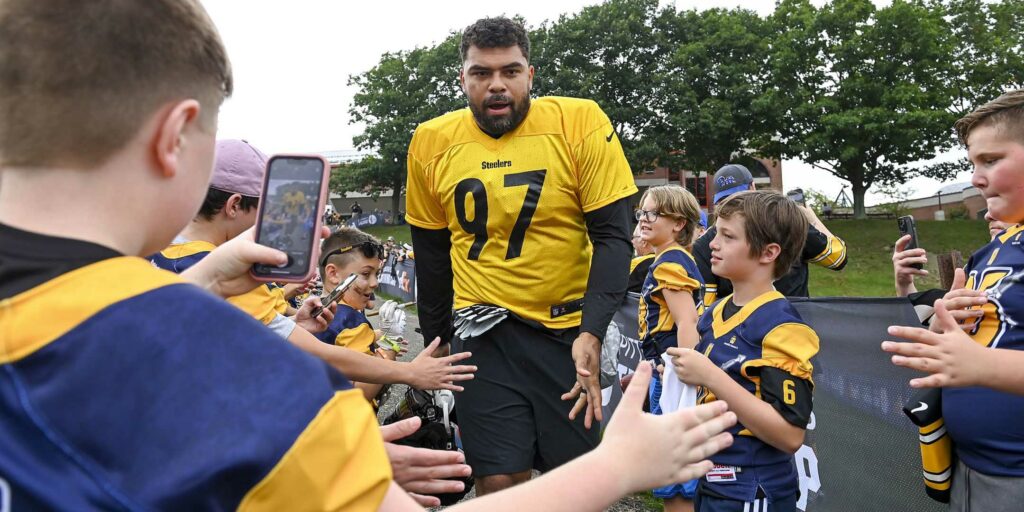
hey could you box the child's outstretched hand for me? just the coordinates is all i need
[883,298,986,389]
[666,347,719,386]
[599,362,735,492]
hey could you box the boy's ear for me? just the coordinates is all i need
[153,99,202,178]
[225,193,243,218]
[759,243,782,265]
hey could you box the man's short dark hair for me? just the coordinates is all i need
[460,17,530,62]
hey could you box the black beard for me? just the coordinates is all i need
[469,95,531,137]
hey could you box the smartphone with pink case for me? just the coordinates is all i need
[250,154,330,283]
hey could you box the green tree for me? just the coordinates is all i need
[344,36,463,215]
[771,0,961,218]
[655,6,778,175]
[531,0,669,173]
[920,0,1024,179]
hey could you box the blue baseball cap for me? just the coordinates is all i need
[698,209,708,229]
[712,164,754,204]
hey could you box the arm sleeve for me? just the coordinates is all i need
[652,262,701,294]
[580,197,633,340]
[804,224,848,270]
[410,225,455,346]
[742,321,819,427]
[758,367,814,428]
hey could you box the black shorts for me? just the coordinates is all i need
[452,316,600,476]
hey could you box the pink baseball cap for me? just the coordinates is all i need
[210,139,268,197]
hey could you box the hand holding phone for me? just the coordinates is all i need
[310,273,359,318]
[251,154,330,282]
[897,215,923,270]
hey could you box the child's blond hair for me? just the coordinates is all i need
[638,185,701,246]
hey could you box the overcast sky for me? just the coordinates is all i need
[201,0,973,206]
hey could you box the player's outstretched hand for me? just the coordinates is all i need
[934,268,987,331]
[565,332,603,429]
[883,298,986,388]
[600,362,735,492]
[295,295,335,334]
[893,234,928,296]
[381,416,472,507]
[407,338,477,391]
[181,226,331,298]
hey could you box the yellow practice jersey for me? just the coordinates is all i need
[149,240,287,326]
[406,96,637,328]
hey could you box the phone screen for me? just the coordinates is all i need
[253,156,325,279]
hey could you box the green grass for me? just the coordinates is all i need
[363,225,413,244]
[809,219,990,297]
[367,219,990,298]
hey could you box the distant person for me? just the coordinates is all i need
[692,164,848,303]
[628,223,656,294]
[892,211,1011,324]
[351,200,363,224]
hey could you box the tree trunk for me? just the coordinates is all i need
[391,179,403,224]
[851,182,867,219]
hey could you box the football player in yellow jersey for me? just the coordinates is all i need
[406,17,637,495]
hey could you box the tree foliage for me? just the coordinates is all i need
[344,0,1024,219]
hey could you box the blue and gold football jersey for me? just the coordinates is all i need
[943,223,1024,476]
[149,239,286,326]
[694,290,819,502]
[0,257,390,510]
[314,300,376,355]
[637,247,704,361]
[406,96,637,329]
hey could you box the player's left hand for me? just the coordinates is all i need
[882,298,987,388]
[181,226,331,298]
[295,295,336,334]
[667,347,717,386]
[563,332,603,429]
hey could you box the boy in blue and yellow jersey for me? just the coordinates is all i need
[0,2,391,509]
[670,191,817,512]
[884,88,1024,511]
[635,185,705,511]
[315,227,407,406]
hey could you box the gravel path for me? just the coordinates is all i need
[372,308,656,511]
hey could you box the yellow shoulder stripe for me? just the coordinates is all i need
[0,257,184,363]
[239,389,392,512]
[999,224,1024,243]
[742,322,819,382]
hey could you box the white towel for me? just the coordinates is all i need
[659,352,698,413]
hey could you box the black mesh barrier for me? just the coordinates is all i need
[601,294,943,512]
